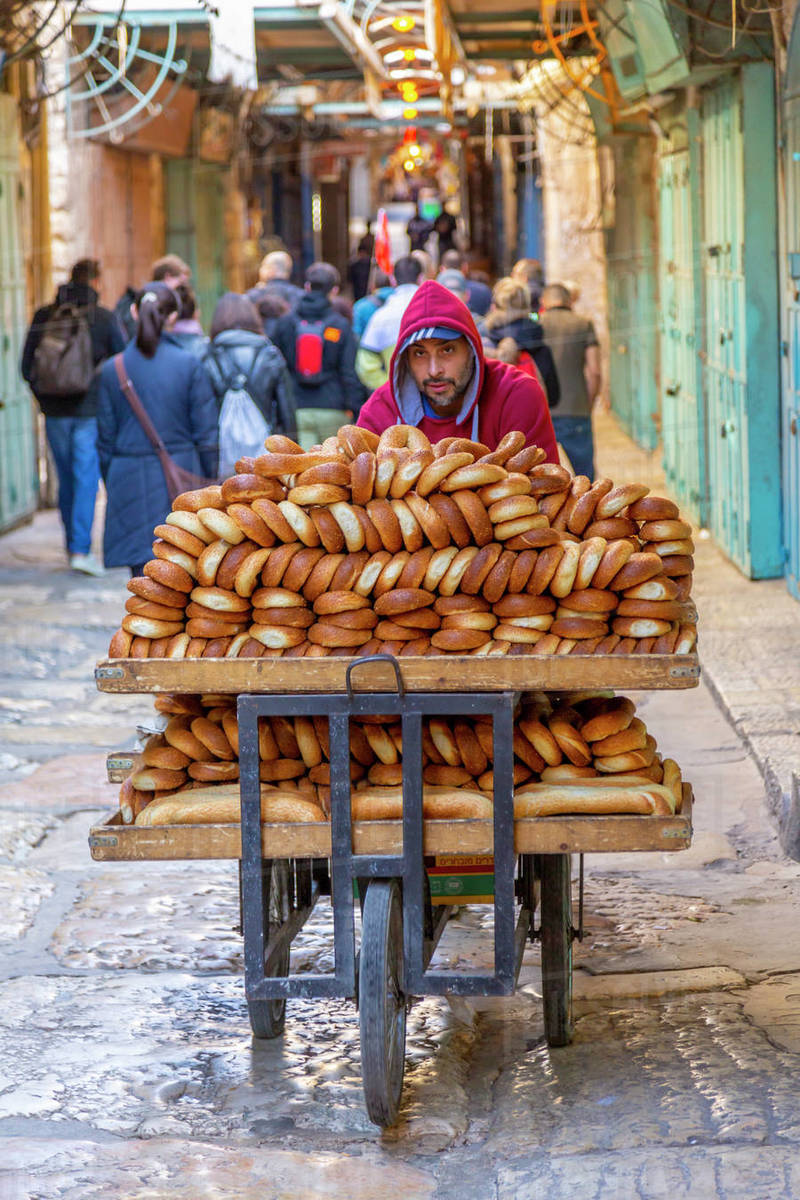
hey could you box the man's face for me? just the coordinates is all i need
[406,336,474,415]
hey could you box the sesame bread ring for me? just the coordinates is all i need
[403,492,451,548]
[259,758,308,782]
[251,498,296,543]
[185,602,247,624]
[505,528,562,551]
[594,483,650,519]
[594,738,657,774]
[478,761,533,791]
[216,541,260,591]
[396,547,435,589]
[300,554,343,603]
[185,618,247,639]
[186,760,239,783]
[591,539,635,589]
[288,483,350,507]
[378,424,432,454]
[255,450,331,477]
[350,452,377,506]
[568,636,605,656]
[338,424,379,457]
[493,514,549,541]
[675,622,697,652]
[651,628,680,654]
[415,452,474,496]
[195,539,230,587]
[164,717,213,759]
[612,615,672,638]
[221,473,285,504]
[608,552,664,591]
[431,627,491,651]
[374,551,411,597]
[423,546,459,591]
[479,473,534,505]
[548,714,592,767]
[549,540,581,598]
[447,437,492,459]
[528,463,572,495]
[280,547,326,594]
[368,763,404,787]
[574,536,608,590]
[566,478,614,535]
[582,518,637,542]
[132,767,187,792]
[172,485,225,512]
[538,489,569,522]
[197,507,245,545]
[431,436,459,456]
[184,637,208,656]
[616,598,682,621]
[642,538,695,557]
[295,460,351,490]
[153,522,206,557]
[460,543,503,595]
[554,606,607,624]
[493,593,556,618]
[591,717,648,756]
[330,551,369,592]
[259,543,302,588]
[374,620,424,642]
[122,614,185,639]
[314,590,370,615]
[427,493,472,547]
[558,587,617,614]
[374,587,434,617]
[518,717,562,766]
[506,444,547,474]
[365,498,404,553]
[508,549,538,593]
[249,624,307,649]
[487,495,540,523]
[389,449,434,499]
[329,502,366,552]
[482,549,517,603]
[225,503,277,548]
[423,764,476,787]
[307,506,344,554]
[293,716,323,768]
[373,454,397,500]
[595,633,621,653]
[441,611,497,631]
[108,628,133,657]
[611,636,636,655]
[623,576,678,601]
[551,616,610,639]
[252,586,307,608]
[144,558,194,593]
[142,738,192,771]
[151,540,199,577]
[390,498,424,552]
[190,586,250,613]
[627,495,680,521]
[552,475,591,531]
[277,500,321,547]
[251,608,314,628]
[165,510,217,544]
[308,622,372,648]
[325,608,379,630]
[438,546,480,595]
[390,607,440,629]
[354,551,392,596]
[426,719,460,766]
[659,554,694,576]
[264,435,304,453]
[440,462,507,492]
[125,596,186,622]
[527,543,565,594]
[435,593,491,615]
[191,716,236,760]
[478,429,526,465]
[494,623,550,642]
[451,490,493,546]
[580,697,637,741]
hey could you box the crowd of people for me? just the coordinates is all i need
[21,230,602,581]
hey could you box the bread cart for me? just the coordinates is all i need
[90,651,698,1127]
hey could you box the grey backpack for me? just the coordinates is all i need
[32,303,94,396]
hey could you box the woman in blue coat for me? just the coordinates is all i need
[96,282,218,575]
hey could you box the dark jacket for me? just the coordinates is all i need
[478,309,561,409]
[166,323,207,359]
[113,286,138,342]
[96,338,218,568]
[247,279,303,310]
[21,283,125,418]
[271,289,365,413]
[199,328,297,440]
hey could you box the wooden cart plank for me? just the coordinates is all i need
[95,654,700,695]
[89,785,692,861]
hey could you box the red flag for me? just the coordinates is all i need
[374,208,393,275]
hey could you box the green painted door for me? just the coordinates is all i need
[657,142,707,525]
[701,68,781,578]
[0,95,37,532]
[165,159,226,332]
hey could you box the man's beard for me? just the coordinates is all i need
[420,358,475,410]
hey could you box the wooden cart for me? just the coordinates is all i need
[91,653,698,1126]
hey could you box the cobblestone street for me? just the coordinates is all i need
[2,484,800,1199]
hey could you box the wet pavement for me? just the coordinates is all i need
[2,457,800,1198]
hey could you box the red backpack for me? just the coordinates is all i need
[295,318,339,384]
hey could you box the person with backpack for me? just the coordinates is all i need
[270,262,364,449]
[355,255,423,392]
[352,270,394,341]
[477,277,560,409]
[21,258,125,576]
[95,282,218,577]
[201,292,297,478]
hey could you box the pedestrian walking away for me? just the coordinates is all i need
[538,282,603,479]
[113,252,192,343]
[247,250,304,313]
[356,255,423,392]
[407,203,434,252]
[168,284,206,357]
[201,292,296,477]
[478,277,560,408]
[96,282,218,576]
[21,257,125,576]
[357,278,558,458]
[352,270,394,341]
[271,262,364,449]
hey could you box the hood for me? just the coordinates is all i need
[295,290,332,319]
[388,279,484,428]
[56,282,98,307]
[212,328,264,349]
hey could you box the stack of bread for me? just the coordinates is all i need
[107,426,697,660]
[120,691,683,826]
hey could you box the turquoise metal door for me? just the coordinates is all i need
[657,141,707,525]
[0,95,37,532]
[783,21,800,600]
[165,159,226,331]
[701,67,782,578]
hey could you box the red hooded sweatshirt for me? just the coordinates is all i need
[357,279,558,461]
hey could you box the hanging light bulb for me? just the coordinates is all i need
[392,15,415,33]
[403,158,416,172]
[400,84,418,102]
[408,144,421,158]
[403,107,418,120]
[403,48,416,62]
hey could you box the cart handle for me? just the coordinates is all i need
[345,653,405,700]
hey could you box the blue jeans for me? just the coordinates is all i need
[44,416,100,555]
[552,415,595,481]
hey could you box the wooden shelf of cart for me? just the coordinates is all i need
[95,653,700,695]
[89,784,692,862]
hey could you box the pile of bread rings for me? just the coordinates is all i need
[108,425,698,660]
[120,691,683,826]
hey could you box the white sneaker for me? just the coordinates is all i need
[70,553,106,577]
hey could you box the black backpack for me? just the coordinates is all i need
[32,303,94,396]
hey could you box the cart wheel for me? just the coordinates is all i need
[248,859,291,1039]
[540,854,574,1048]
[359,878,407,1127]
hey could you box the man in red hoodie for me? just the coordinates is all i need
[357,279,558,461]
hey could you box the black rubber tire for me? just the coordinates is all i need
[248,859,291,1039]
[359,879,407,1127]
[540,853,574,1048]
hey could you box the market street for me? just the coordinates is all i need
[0,425,799,1200]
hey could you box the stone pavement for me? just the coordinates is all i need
[1,443,800,1198]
